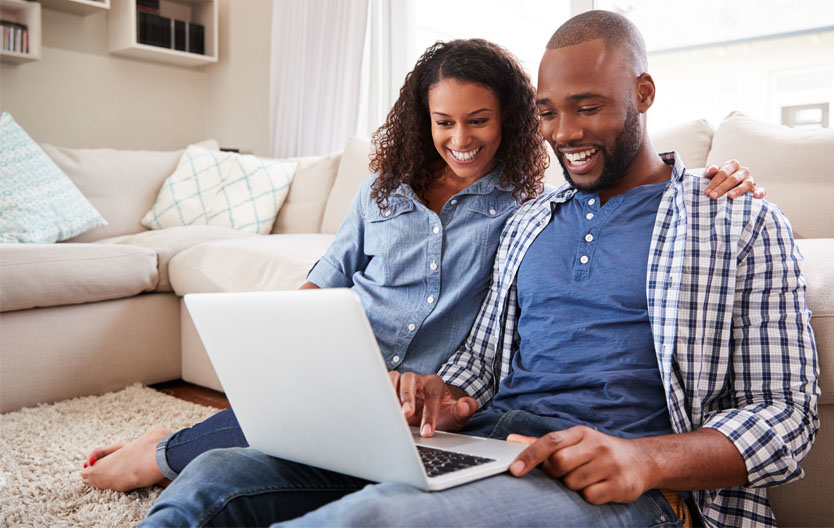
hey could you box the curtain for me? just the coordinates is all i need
[270,0,370,157]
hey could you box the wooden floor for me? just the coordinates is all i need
[150,380,231,410]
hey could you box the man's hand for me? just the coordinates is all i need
[507,426,654,505]
[389,371,478,437]
[703,159,766,200]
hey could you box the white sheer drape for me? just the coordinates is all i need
[269,0,369,157]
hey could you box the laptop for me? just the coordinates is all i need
[183,288,527,491]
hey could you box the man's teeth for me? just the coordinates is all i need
[565,148,598,163]
[451,147,481,162]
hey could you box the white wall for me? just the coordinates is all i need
[0,0,272,155]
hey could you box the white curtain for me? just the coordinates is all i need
[270,0,370,157]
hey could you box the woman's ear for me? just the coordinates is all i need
[635,72,656,112]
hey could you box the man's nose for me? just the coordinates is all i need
[555,115,583,145]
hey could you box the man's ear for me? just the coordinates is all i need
[635,72,656,112]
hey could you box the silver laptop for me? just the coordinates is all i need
[183,288,527,491]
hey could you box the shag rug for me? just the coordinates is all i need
[0,384,218,527]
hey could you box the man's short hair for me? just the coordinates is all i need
[547,10,648,74]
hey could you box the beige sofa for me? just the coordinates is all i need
[0,112,831,526]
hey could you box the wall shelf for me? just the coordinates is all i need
[39,0,110,16]
[0,0,41,64]
[108,0,218,68]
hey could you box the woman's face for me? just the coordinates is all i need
[428,79,502,183]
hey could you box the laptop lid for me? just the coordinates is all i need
[184,289,525,491]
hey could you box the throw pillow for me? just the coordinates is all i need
[0,112,108,244]
[142,146,296,234]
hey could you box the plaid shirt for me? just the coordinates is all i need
[439,152,819,527]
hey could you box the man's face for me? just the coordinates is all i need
[536,39,643,194]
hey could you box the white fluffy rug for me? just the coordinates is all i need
[0,384,218,527]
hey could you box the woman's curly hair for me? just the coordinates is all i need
[369,39,548,209]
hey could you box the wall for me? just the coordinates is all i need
[0,0,272,155]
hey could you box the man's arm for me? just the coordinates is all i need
[507,427,747,504]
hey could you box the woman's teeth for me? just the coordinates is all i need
[450,147,481,162]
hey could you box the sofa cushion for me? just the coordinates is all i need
[706,112,834,239]
[320,137,373,234]
[169,234,335,295]
[650,118,715,170]
[1,113,107,244]
[271,153,341,234]
[796,238,834,401]
[142,146,296,235]
[98,226,256,292]
[42,140,219,243]
[0,243,158,312]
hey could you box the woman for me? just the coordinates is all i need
[81,39,758,492]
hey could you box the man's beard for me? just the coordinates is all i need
[558,105,642,194]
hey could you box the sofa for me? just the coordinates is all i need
[0,112,831,526]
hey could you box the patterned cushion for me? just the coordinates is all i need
[142,146,296,234]
[0,113,107,244]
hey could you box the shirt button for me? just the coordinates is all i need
[585,233,594,242]
[392,355,400,363]
[451,199,458,205]
[580,255,589,264]
[430,261,438,270]
[585,213,594,220]
[588,198,596,205]
[489,208,497,215]
[433,226,440,234]
[408,324,416,331]
[384,209,392,217]
[427,295,435,304]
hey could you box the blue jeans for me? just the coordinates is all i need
[155,408,248,481]
[142,410,686,527]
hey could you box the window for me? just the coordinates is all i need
[595,0,834,131]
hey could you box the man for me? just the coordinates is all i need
[141,11,818,527]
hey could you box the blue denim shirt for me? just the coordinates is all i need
[307,168,519,374]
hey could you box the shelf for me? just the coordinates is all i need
[0,0,41,64]
[39,0,110,16]
[108,0,217,67]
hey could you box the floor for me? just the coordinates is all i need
[150,380,230,410]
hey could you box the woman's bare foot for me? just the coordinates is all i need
[81,426,171,491]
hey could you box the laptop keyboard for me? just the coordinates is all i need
[417,445,495,477]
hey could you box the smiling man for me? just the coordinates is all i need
[139,11,817,528]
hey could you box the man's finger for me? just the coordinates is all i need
[419,375,446,437]
[508,427,586,477]
[454,397,478,425]
[398,372,418,418]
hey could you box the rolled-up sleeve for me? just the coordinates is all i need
[306,177,373,288]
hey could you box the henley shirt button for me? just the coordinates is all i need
[384,209,392,217]
[586,213,594,220]
[392,355,400,363]
[585,233,594,242]
[408,324,416,331]
[588,198,596,205]
[430,261,437,270]
[489,208,497,215]
[427,295,435,304]
[433,226,440,234]
[580,255,589,264]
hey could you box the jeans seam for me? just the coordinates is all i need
[197,484,367,527]
[165,425,244,450]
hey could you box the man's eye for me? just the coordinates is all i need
[578,107,599,114]
[538,111,556,119]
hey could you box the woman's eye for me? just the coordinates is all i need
[471,119,488,126]
[436,121,452,127]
